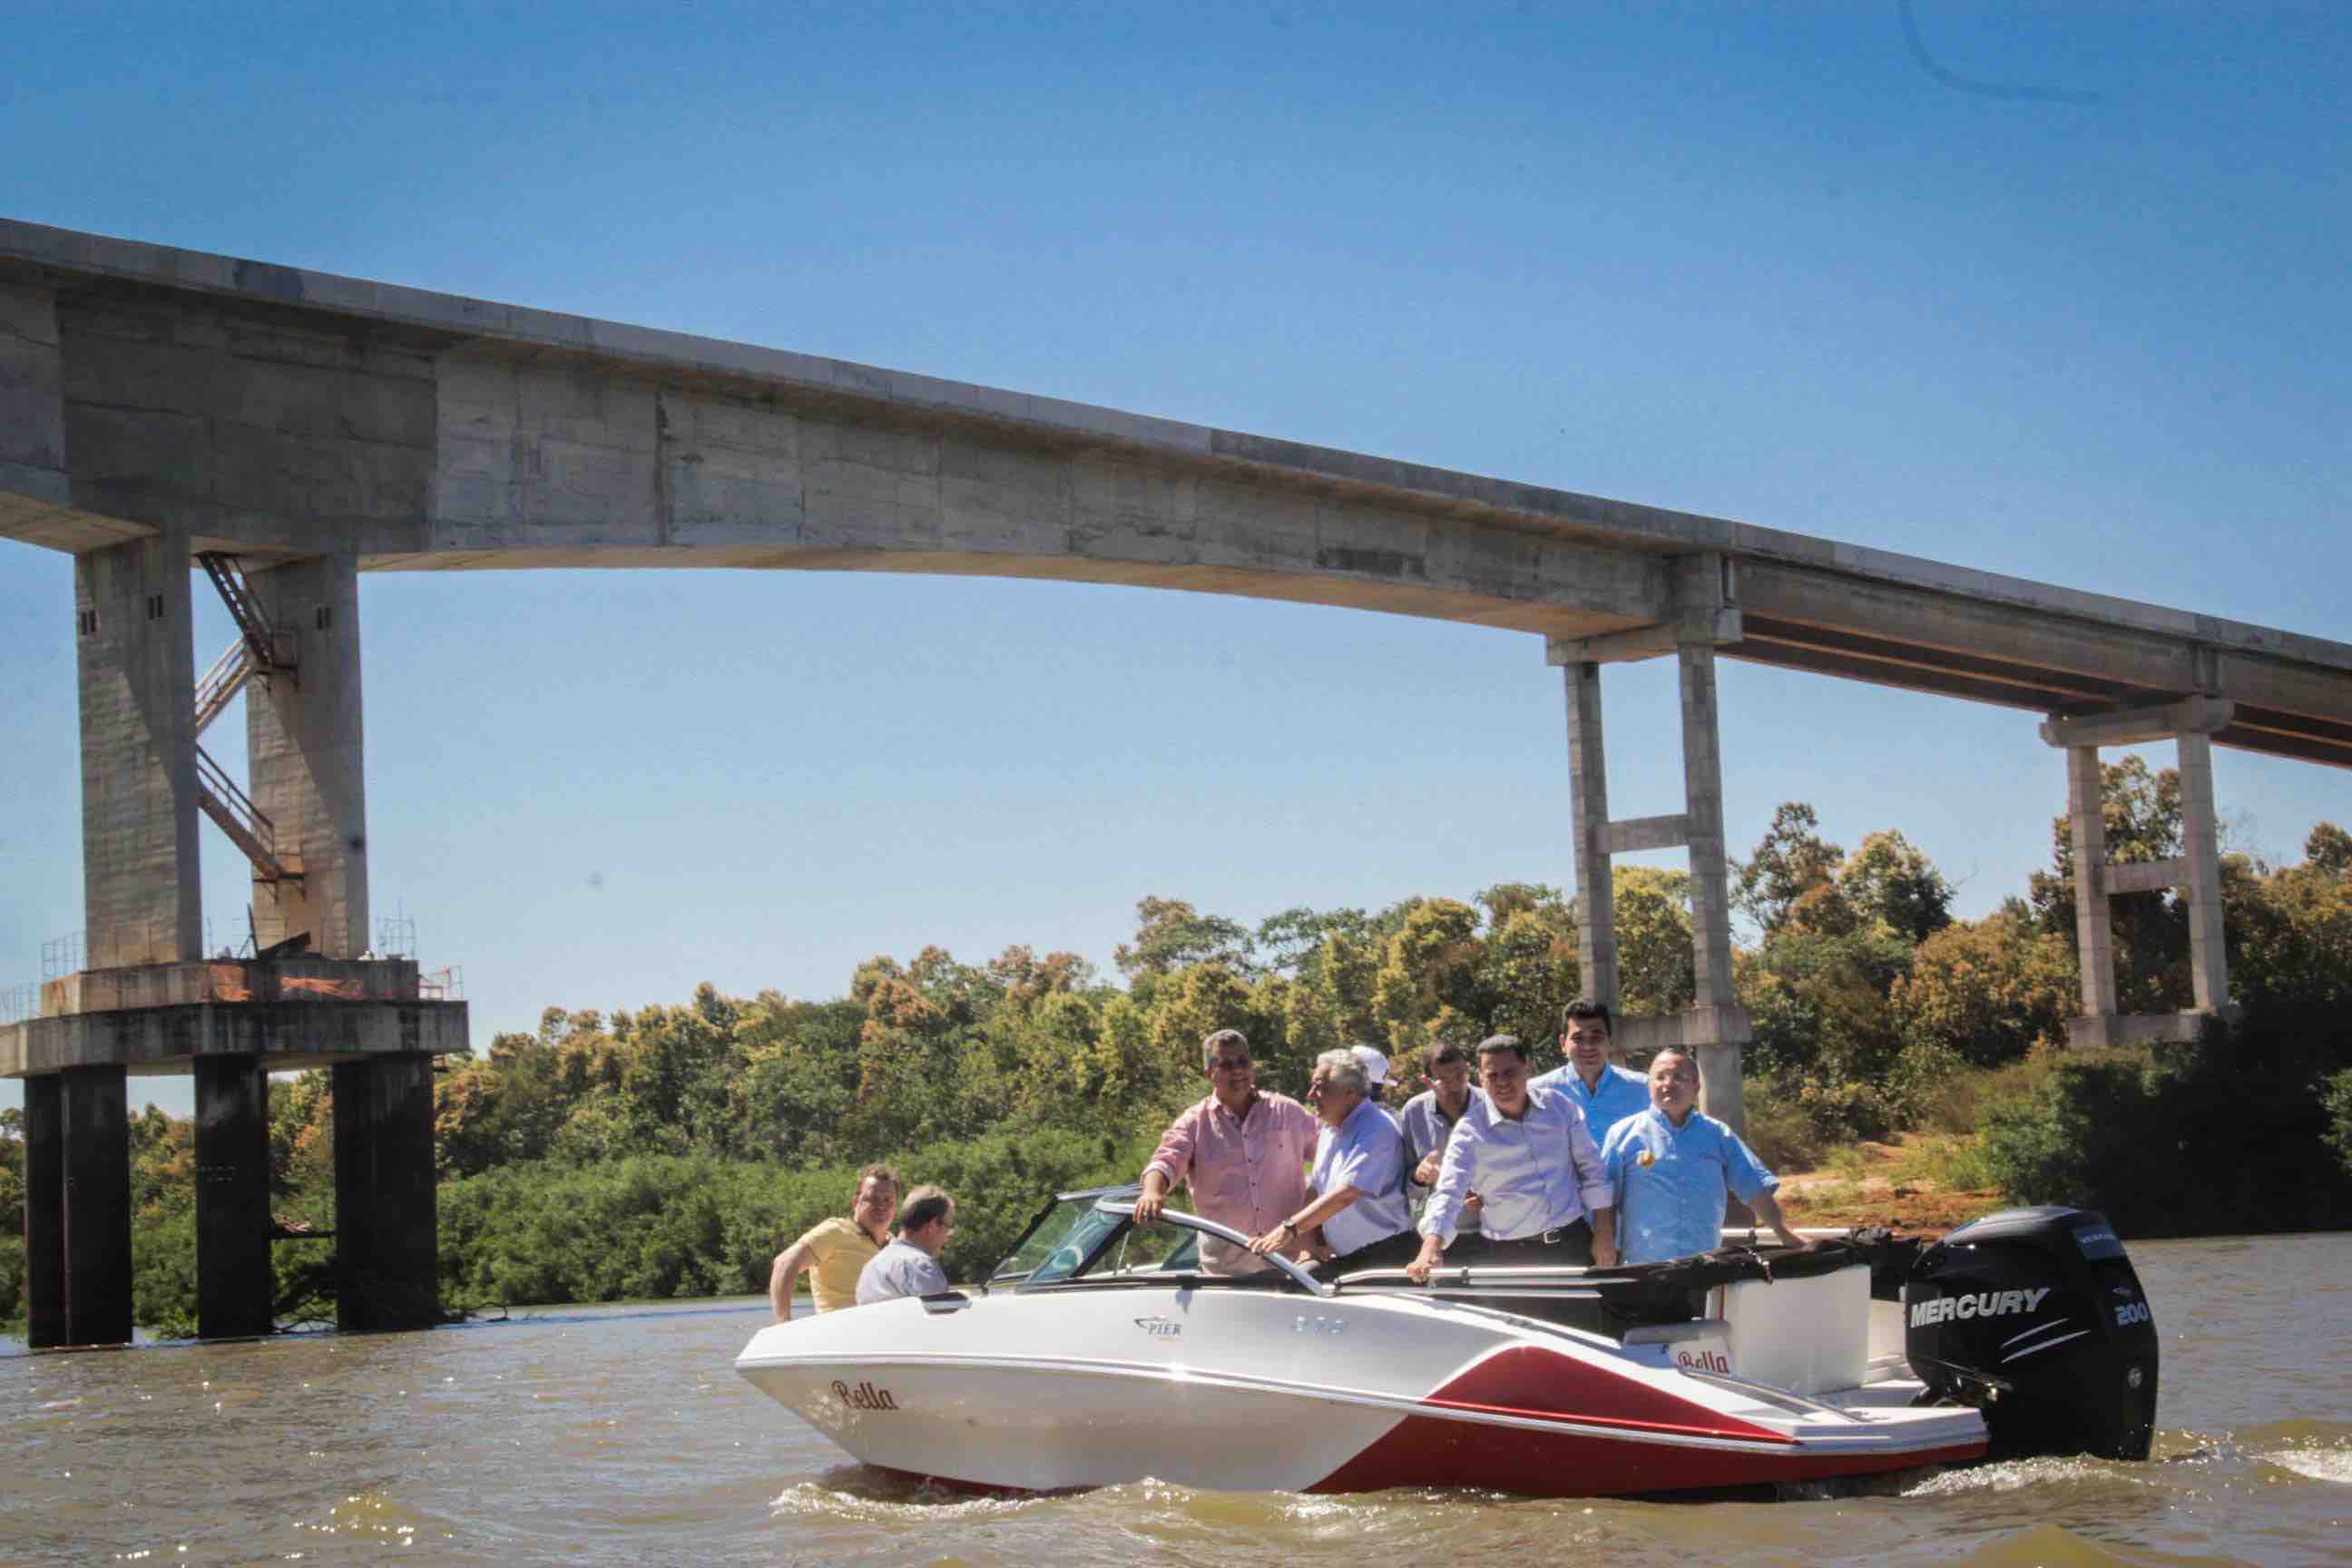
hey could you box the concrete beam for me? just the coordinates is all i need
[1612,1014,1686,1056]
[1602,813,1690,855]
[2103,858,2187,897]
[5,220,2350,765]
[1546,609,1743,668]
[2069,1012,2206,1050]
[0,279,69,511]
[2039,697,2235,750]
[0,998,469,1077]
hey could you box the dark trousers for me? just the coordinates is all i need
[1479,1217,1594,1265]
[1312,1228,1426,1280]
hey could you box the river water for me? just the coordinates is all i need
[5,1233,2347,1566]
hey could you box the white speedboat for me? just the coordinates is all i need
[735,1189,2157,1498]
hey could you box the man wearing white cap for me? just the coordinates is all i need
[1249,1048,1419,1276]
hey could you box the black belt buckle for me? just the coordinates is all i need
[1540,1227,1565,1246]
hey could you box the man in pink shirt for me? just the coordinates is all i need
[1134,1028,1319,1274]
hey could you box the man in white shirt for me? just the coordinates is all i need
[1248,1049,1417,1274]
[1407,1034,1618,1280]
[856,1184,956,1304]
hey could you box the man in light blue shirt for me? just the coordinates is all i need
[1248,1049,1418,1273]
[1601,1048,1804,1265]
[1406,1034,1617,1279]
[1531,997,1651,1152]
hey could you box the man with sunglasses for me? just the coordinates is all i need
[1135,1028,1319,1274]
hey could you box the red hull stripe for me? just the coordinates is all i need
[1311,1418,1985,1496]
[1416,1344,1790,1446]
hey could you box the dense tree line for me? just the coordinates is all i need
[5,761,2347,1332]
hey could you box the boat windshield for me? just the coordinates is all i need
[987,1190,1330,1296]
[991,1188,1151,1284]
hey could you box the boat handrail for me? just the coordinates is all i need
[1096,1200,1338,1298]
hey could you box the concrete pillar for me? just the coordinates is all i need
[245,554,369,956]
[2175,731,2231,1014]
[77,533,201,967]
[1563,660,1619,1011]
[195,1055,275,1340]
[1677,641,1744,1135]
[333,1055,438,1331]
[23,1066,135,1348]
[21,1074,65,1348]
[2066,745,2120,1019]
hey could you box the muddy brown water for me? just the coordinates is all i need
[5,1233,2347,1566]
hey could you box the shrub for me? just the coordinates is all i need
[1981,1015,2352,1236]
[2324,1068,2352,1182]
[0,1234,22,1332]
[1740,1078,1826,1174]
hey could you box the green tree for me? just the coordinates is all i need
[2306,821,2352,877]
[1891,908,2077,1066]
[1370,898,1485,1054]
[1615,865,1697,1014]
[1838,830,1955,943]
[1734,803,1844,936]
[1114,897,1257,979]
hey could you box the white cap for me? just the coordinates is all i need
[1350,1044,1391,1087]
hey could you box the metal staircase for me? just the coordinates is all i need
[193,639,253,737]
[194,745,299,884]
[188,554,304,885]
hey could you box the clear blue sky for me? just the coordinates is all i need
[3,3,2346,1117]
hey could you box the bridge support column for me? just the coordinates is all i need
[1562,659,1620,1012]
[245,554,369,956]
[1677,640,1748,1138]
[1546,581,1753,1136]
[2064,744,2121,1021]
[333,1054,437,1331]
[77,532,200,967]
[195,1055,274,1339]
[2043,697,2235,1047]
[2176,731,2231,1014]
[22,1066,133,1348]
[21,1074,65,1347]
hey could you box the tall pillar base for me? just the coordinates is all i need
[195,1055,274,1339]
[22,1075,65,1348]
[333,1054,438,1332]
[23,1066,133,1348]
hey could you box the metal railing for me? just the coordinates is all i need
[195,743,295,883]
[194,638,254,737]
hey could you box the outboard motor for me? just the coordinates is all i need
[1904,1206,2158,1461]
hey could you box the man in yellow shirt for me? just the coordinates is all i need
[769,1164,898,1320]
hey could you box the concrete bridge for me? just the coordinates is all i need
[5,217,2349,1345]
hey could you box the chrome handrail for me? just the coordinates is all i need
[1095,1200,1337,1298]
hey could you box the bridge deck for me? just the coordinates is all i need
[4,216,2346,766]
